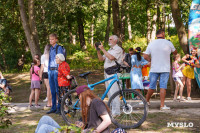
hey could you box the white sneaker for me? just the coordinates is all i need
[43,97,48,102]
[177,96,180,100]
[187,97,192,101]
[35,104,41,108]
[160,105,170,110]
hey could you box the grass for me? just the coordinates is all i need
[1,109,200,133]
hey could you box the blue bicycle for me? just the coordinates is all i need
[61,69,148,129]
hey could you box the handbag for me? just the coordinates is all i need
[105,61,121,75]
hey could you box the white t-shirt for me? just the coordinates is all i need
[103,44,123,69]
[41,54,49,72]
[144,39,176,73]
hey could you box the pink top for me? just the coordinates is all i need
[31,66,40,81]
[172,62,183,78]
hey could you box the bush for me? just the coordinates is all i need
[0,92,12,128]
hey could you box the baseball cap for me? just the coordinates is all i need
[76,85,90,96]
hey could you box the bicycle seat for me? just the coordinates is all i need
[79,71,91,79]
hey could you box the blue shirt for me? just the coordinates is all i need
[49,44,64,69]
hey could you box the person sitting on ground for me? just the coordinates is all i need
[35,85,112,133]
[55,53,71,114]
[0,71,10,95]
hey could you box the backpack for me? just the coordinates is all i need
[56,44,67,61]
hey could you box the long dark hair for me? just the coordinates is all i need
[32,59,39,74]
[134,47,142,61]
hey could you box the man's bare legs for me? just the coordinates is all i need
[146,89,154,104]
[160,88,166,107]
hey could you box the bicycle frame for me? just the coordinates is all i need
[88,73,120,100]
[72,73,121,109]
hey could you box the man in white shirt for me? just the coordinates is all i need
[97,35,123,116]
[143,29,177,110]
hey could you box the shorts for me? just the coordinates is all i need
[31,80,41,89]
[149,72,169,89]
[42,72,48,79]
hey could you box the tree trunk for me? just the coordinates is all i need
[157,5,161,29]
[120,0,127,42]
[18,0,41,59]
[77,9,86,49]
[127,13,132,40]
[68,23,73,44]
[112,0,120,37]
[146,0,151,44]
[161,4,166,30]
[0,45,6,71]
[90,16,95,46]
[28,0,39,49]
[170,0,188,54]
[105,0,111,44]
[151,5,157,41]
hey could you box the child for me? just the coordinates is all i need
[130,47,148,96]
[172,54,185,101]
[29,58,41,108]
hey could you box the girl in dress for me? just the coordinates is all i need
[172,54,185,101]
[130,47,149,96]
[182,48,199,100]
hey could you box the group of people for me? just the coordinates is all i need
[29,34,71,115]
[33,29,200,132]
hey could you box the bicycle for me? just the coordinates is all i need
[61,66,148,129]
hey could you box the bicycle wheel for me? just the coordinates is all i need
[108,89,148,129]
[61,89,82,125]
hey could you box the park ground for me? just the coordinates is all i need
[1,69,200,133]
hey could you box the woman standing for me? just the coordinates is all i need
[40,44,52,108]
[130,47,149,96]
[182,48,199,100]
[55,54,71,114]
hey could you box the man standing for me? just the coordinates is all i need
[143,29,177,110]
[97,35,123,116]
[47,33,63,114]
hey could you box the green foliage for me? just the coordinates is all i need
[59,124,94,133]
[0,92,12,128]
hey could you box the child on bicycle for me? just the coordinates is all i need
[29,58,41,108]
[172,54,185,101]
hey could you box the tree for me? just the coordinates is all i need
[105,0,112,44]
[170,0,188,54]
[18,0,41,59]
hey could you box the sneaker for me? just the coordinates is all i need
[160,105,170,110]
[187,97,192,101]
[28,104,34,108]
[179,98,186,102]
[177,96,180,100]
[43,97,48,102]
[35,104,41,108]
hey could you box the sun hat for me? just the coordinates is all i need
[76,85,90,95]
[56,54,65,62]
